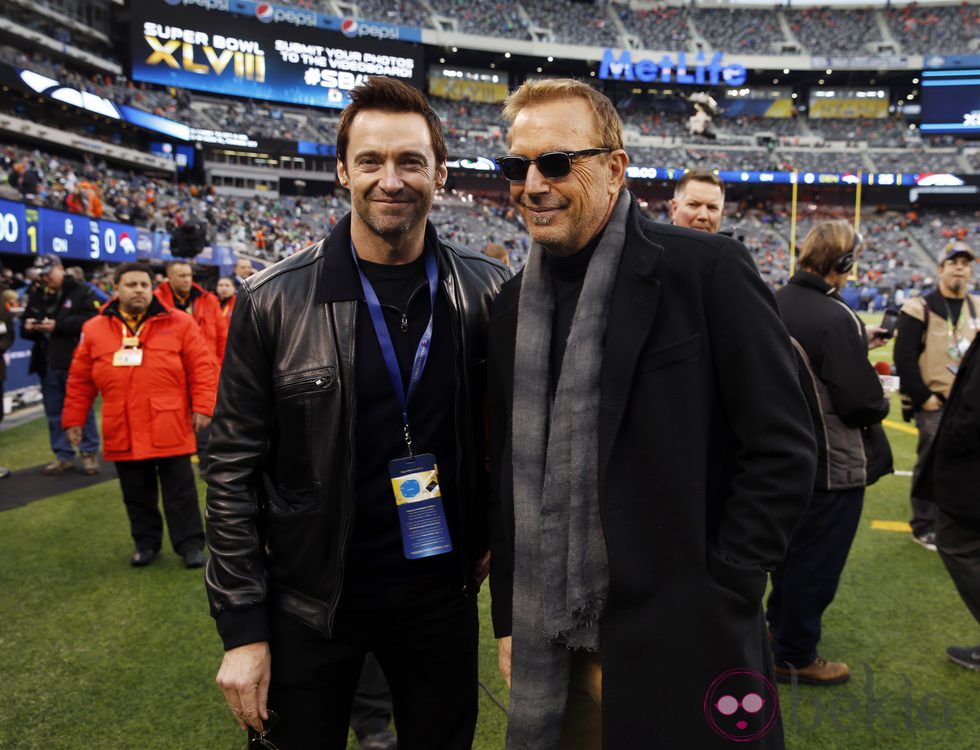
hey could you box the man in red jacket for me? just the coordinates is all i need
[154,260,227,364]
[64,262,218,568]
[155,260,226,471]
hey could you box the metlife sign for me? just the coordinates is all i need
[160,0,421,41]
[598,49,747,87]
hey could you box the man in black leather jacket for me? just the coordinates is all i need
[204,77,509,750]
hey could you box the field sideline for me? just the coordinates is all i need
[2,319,978,748]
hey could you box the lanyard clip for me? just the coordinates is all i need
[403,422,414,460]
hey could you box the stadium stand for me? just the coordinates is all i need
[429,0,528,37]
[787,8,883,56]
[522,0,621,47]
[883,3,980,55]
[617,5,691,50]
[691,8,781,54]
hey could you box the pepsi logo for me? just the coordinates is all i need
[256,3,274,22]
[341,18,358,37]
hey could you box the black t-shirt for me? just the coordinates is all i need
[346,250,459,585]
[544,230,603,393]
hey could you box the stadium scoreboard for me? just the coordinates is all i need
[920,69,980,135]
[130,2,424,109]
[0,199,139,263]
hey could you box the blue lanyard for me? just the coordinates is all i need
[351,240,438,458]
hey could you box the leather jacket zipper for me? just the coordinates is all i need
[329,302,358,635]
[443,274,470,596]
[379,282,429,334]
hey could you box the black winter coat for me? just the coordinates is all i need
[487,198,816,749]
[914,334,980,522]
[20,277,100,375]
[776,271,892,490]
[0,304,13,382]
[205,215,510,650]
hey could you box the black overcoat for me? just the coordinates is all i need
[914,334,980,522]
[487,199,816,749]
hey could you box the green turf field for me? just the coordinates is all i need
[1,357,977,748]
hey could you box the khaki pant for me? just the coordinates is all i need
[558,651,603,750]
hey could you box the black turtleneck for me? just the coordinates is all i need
[544,228,604,393]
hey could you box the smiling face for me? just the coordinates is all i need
[337,110,446,251]
[670,179,725,234]
[507,97,627,257]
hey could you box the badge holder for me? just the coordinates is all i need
[390,451,453,560]
[113,330,143,367]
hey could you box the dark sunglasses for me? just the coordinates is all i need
[248,709,281,749]
[494,148,612,181]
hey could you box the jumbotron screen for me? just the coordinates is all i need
[920,69,980,136]
[129,1,424,109]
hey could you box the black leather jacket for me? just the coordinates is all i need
[205,215,509,650]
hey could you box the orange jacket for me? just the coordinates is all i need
[154,281,227,364]
[63,298,218,462]
[219,294,236,322]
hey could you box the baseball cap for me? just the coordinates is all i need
[938,241,974,265]
[34,253,62,276]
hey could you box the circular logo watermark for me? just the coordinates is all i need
[704,668,780,742]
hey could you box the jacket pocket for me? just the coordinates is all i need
[101,401,130,454]
[272,367,338,485]
[263,475,319,516]
[706,550,767,605]
[637,333,701,373]
[272,367,337,399]
[150,395,190,448]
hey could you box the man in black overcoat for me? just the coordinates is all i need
[486,79,817,749]
[914,333,980,670]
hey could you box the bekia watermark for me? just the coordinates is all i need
[704,668,780,741]
[704,663,953,740]
[783,662,953,733]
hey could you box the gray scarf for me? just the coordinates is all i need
[507,191,631,749]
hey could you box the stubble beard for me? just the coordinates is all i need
[359,192,431,242]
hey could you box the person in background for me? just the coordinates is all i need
[65,266,110,304]
[215,276,236,321]
[154,261,226,472]
[669,169,725,234]
[0,298,14,478]
[895,241,980,551]
[769,220,892,686]
[62,262,217,568]
[21,254,101,475]
[233,258,255,288]
[350,654,397,750]
[484,243,511,267]
[154,261,226,365]
[914,332,980,671]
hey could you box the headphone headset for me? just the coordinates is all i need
[833,230,862,275]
